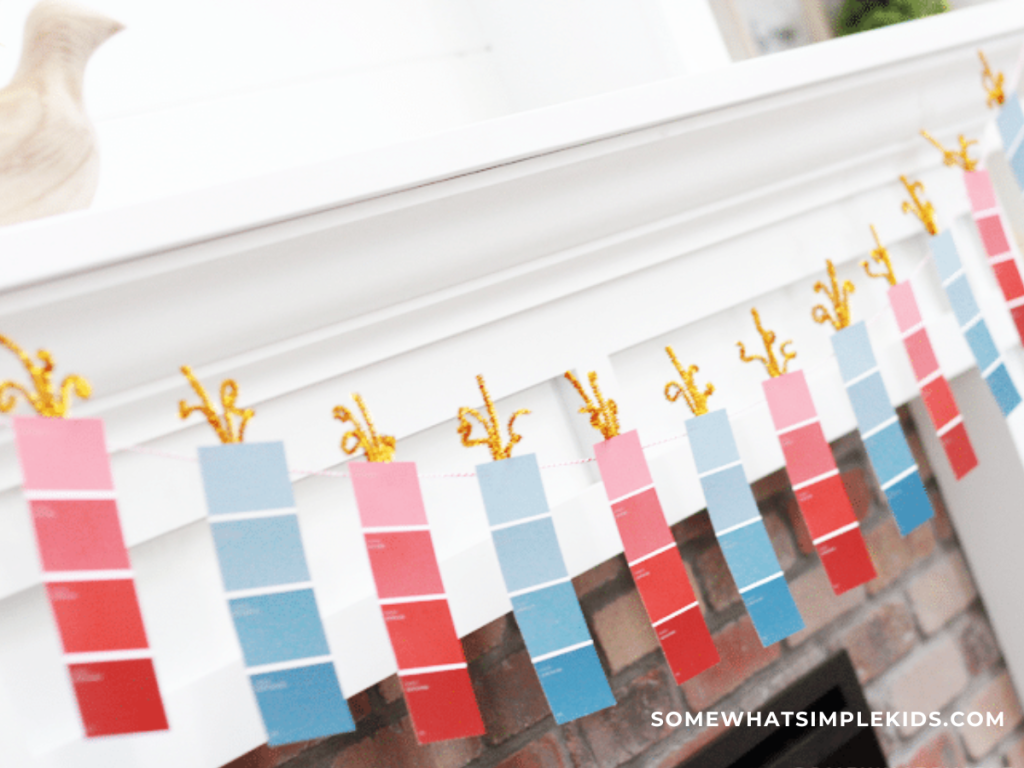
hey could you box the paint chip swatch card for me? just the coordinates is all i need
[684,411,804,646]
[930,230,1021,417]
[831,322,933,535]
[348,461,484,744]
[592,431,719,680]
[197,442,354,746]
[762,373,876,594]
[476,455,615,723]
[12,416,168,737]
[887,281,978,479]
[997,93,1024,191]
[963,170,1024,346]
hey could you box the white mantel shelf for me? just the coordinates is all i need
[2,4,1024,767]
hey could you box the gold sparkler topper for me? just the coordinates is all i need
[920,130,978,172]
[458,374,530,461]
[862,225,897,286]
[900,175,939,236]
[179,365,254,444]
[333,393,395,463]
[0,335,90,417]
[737,308,796,379]
[564,370,620,440]
[663,346,714,416]
[979,49,1005,108]
[812,259,856,331]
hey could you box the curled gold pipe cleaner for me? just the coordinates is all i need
[920,130,978,172]
[0,334,90,417]
[333,393,396,462]
[812,259,855,331]
[179,365,253,444]
[564,370,620,440]
[663,346,714,416]
[980,49,1005,108]
[458,374,530,461]
[900,175,939,236]
[862,225,897,286]
[737,308,796,379]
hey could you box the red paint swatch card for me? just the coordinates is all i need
[593,431,718,684]
[763,374,876,594]
[349,462,484,744]
[964,170,1024,345]
[887,282,978,479]
[12,416,168,736]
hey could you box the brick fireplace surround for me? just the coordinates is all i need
[225,409,1024,768]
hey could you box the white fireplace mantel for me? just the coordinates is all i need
[2,4,1024,766]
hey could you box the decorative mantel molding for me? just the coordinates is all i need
[1,4,1023,765]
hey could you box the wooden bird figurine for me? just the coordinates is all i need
[0,1,122,226]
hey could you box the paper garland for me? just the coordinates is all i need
[684,410,804,645]
[962,170,1024,345]
[763,373,877,594]
[197,442,355,746]
[475,454,615,723]
[12,416,169,737]
[887,281,979,478]
[348,461,484,743]
[831,322,933,535]
[591,430,718,681]
[929,231,1022,417]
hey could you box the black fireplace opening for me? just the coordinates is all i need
[677,652,888,768]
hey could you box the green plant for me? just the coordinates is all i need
[835,0,949,37]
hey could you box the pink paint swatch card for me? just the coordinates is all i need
[349,462,485,744]
[887,282,978,479]
[963,170,1024,346]
[12,416,168,737]
[593,431,718,683]
[762,374,876,594]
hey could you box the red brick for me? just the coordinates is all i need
[380,674,403,703]
[784,495,814,555]
[904,426,934,484]
[427,733,485,768]
[577,667,677,768]
[929,486,955,540]
[864,519,912,596]
[332,717,483,768]
[673,510,713,545]
[907,552,976,634]
[474,650,550,745]
[684,558,707,615]
[1005,733,1024,767]
[350,690,372,722]
[838,599,916,683]
[905,518,936,561]
[896,730,965,768]
[786,566,865,646]
[681,615,781,712]
[889,636,969,735]
[562,724,597,766]
[752,469,790,502]
[762,509,797,571]
[592,590,659,674]
[221,745,280,768]
[694,543,739,612]
[959,672,1024,760]
[574,555,626,598]
[496,732,567,768]
[841,467,875,522]
[959,613,1000,676]
[654,722,730,768]
[463,615,508,662]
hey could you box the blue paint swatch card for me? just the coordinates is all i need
[476,454,614,721]
[831,322,933,535]
[197,442,354,743]
[685,410,803,646]
[998,93,1024,190]
[930,232,1021,417]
